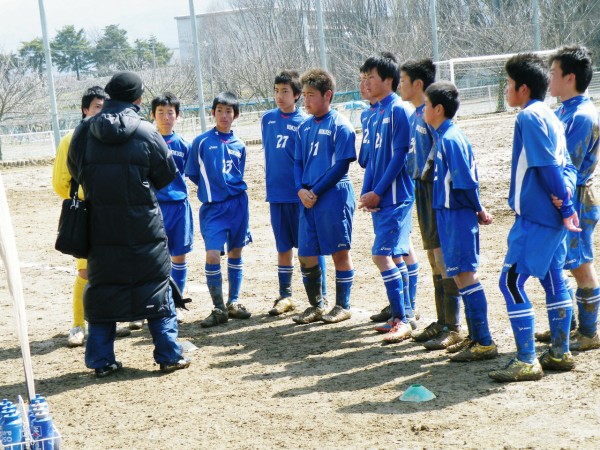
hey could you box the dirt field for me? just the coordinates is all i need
[1,112,600,449]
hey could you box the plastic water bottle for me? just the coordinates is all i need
[31,411,54,450]
[1,410,25,450]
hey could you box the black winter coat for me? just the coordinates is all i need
[68,100,176,322]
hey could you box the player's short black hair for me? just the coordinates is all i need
[401,59,436,90]
[505,53,549,101]
[425,81,460,119]
[81,86,106,119]
[549,45,594,93]
[300,68,336,96]
[274,70,302,98]
[360,52,400,91]
[151,92,181,116]
[212,91,240,117]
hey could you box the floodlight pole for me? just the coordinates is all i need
[315,0,328,70]
[37,0,61,153]
[430,0,439,62]
[188,0,207,132]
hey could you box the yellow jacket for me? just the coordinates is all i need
[52,130,84,200]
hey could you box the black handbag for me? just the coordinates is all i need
[55,180,89,259]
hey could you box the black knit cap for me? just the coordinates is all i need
[105,71,144,103]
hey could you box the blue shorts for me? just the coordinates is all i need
[564,185,600,270]
[503,215,566,278]
[200,192,253,252]
[436,208,479,277]
[269,202,300,253]
[298,181,355,257]
[372,201,412,256]
[159,199,194,256]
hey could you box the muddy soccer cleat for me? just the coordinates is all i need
[538,349,575,372]
[67,326,85,347]
[370,305,391,322]
[322,305,352,323]
[534,329,551,343]
[449,341,498,362]
[128,320,144,331]
[95,361,122,378]
[269,297,295,316]
[423,329,462,351]
[374,320,393,334]
[383,319,412,344]
[227,302,252,320]
[488,358,544,382]
[411,322,444,342]
[446,336,473,354]
[569,331,600,352]
[292,306,325,324]
[200,308,229,328]
[160,357,191,373]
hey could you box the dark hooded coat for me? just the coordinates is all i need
[67,99,176,322]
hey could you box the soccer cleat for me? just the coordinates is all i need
[569,331,600,352]
[292,306,325,324]
[534,329,551,343]
[370,305,391,322]
[160,357,191,373]
[411,322,444,342]
[413,308,421,321]
[67,326,85,347]
[488,358,544,382]
[116,326,132,337]
[422,329,462,351]
[446,336,473,354]
[449,341,498,362]
[268,297,295,316]
[95,361,123,378]
[408,316,418,330]
[227,302,252,320]
[538,349,575,372]
[322,305,352,323]
[374,320,393,334]
[128,320,144,331]
[383,319,412,344]
[176,309,185,324]
[200,308,229,328]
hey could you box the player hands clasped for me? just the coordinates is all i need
[261,71,328,317]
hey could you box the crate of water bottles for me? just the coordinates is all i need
[0,394,61,449]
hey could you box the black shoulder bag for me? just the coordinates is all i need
[55,180,88,259]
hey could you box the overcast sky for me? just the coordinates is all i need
[0,0,223,53]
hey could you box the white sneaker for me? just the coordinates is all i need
[176,309,185,324]
[67,326,85,347]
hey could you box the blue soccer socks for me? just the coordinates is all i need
[576,287,600,337]
[278,265,294,298]
[171,261,188,294]
[460,282,492,346]
[335,270,354,310]
[564,274,578,330]
[318,255,328,298]
[407,262,419,311]
[381,267,405,321]
[441,277,461,331]
[205,263,225,310]
[301,265,324,309]
[541,268,573,356]
[397,262,414,318]
[227,258,243,304]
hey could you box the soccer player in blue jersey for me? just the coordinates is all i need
[489,54,581,382]
[400,59,465,350]
[151,93,193,324]
[185,92,253,328]
[358,68,378,170]
[423,81,498,362]
[540,46,600,351]
[261,70,328,316]
[292,68,357,324]
[359,53,415,343]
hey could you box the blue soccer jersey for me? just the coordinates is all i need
[555,95,600,187]
[295,109,356,189]
[358,103,378,168]
[409,104,436,182]
[432,119,480,210]
[509,100,573,229]
[362,93,413,207]
[185,127,247,203]
[261,107,308,203]
[155,132,190,202]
